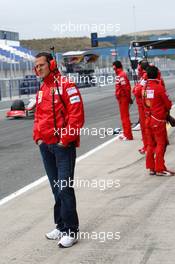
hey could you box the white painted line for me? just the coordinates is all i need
[0,176,47,206]
[0,108,9,112]
[0,136,117,206]
[77,136,116,162]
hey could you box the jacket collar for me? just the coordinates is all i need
[115,68,123,75]
[43,71,61,85]
[147,79,160,84]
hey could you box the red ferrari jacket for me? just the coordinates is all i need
[115,69,131,100]
[142,79,172,121]
[133,71,147,106]
[33,72,84,147]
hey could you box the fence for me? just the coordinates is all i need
[0,56,175,101]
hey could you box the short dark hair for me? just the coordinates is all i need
[139,59,149,70]
[113,60,123,69]
[35,52,53,63]
[146,65,158,79]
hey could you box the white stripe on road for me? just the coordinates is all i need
[0,136,117,206]
[0,108,9,112]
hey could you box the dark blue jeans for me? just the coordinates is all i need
[39,142,79,235]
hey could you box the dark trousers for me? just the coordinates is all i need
[39,143,79,234]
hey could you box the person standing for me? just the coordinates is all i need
[133,60,149,154]
[33,52,84,247]
[113,60,133,140]
[142,65,174,176]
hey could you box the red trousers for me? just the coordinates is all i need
[145,117,167,172]
[137,104,147,149]
[117,97,133,139]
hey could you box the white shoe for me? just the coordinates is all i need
[45,229,62,240]
[113,128,121,135]
[156,170,175,176]
[58,235,78,248]
[117,134,132,141]
[132,123,141,131]
[139,147,146,155]
[116,134,125,140]
[121,136,128,141]
[149,170,155,175]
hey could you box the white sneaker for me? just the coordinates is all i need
[132,123,141,131]
[149,170,155,175]
[121,136,129,141]
[116,134,125,140]
[45,228,62,240]
[156,170,175,176]
[117,135,132,141]
[58,235,78,248]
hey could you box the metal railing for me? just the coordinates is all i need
[0,56,175,101]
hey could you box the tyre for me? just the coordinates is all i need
[11,100,25,111]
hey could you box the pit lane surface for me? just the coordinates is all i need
[1,118,175,264]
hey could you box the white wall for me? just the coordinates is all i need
[0,40,20,47]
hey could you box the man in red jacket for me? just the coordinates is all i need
[143,65,174,176]
[33,52,84,247]
[133,60,149,154]
[113,60,133,140]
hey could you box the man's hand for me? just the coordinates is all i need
[57,141,66,148]
[37,139,43,146]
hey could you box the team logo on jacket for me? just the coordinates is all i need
[66,87,77,96]
[70,95,80,104]
[146,90,154,99]
[38,91,43,104]
[120,77,126,85]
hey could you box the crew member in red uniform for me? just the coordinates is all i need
[157,67,170,146]
[33,52,84,247]
[113,60,133,140]
[142,65,174,176]
[133,60,149,154]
